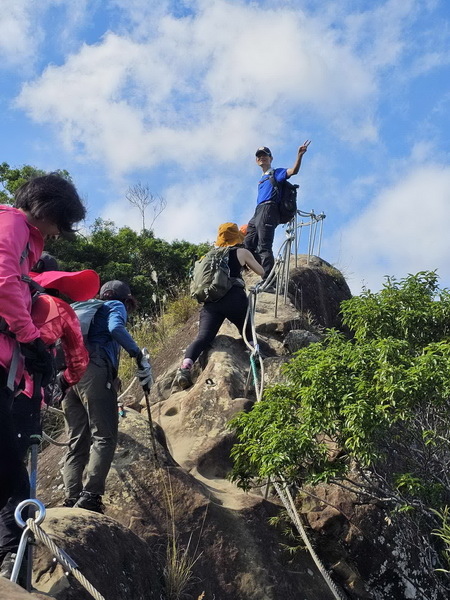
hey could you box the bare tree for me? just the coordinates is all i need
[126,182,167,232]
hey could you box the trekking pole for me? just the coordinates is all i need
[142,349,159,467]
[144,390,159,466]
[26,371,43,591]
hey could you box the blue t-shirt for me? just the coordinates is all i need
[256,168,288,205]
[88,300,140,370]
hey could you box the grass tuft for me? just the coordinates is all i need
[160,470,206,600]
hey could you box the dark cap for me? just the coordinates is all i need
[31,252,60,274]
[99,280,132,301]
[255,146,272,157]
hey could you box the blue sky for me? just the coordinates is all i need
[1,0,450,293]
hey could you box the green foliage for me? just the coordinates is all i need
[0,162,71,204]
[46,218,209,317]
[433,506,450,571]
[118,294,198,383]
[230,272,450,507]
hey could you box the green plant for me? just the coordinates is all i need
[433,506,450,572]
[229,271,450,587]
[160,471,205,600]
[118,293,198,384]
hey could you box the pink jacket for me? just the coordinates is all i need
[0,205,44,383]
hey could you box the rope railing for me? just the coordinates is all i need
[273,479,347,600]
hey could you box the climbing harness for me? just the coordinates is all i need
[13,499,106,600]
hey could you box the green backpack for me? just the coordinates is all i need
[190,247,244,304]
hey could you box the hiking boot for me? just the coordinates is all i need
[74,492,105,514]
[0,551,27,585]
[0,552,16,579]
[61,497,78,508]
[176,368,193,390]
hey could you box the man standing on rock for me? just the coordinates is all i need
[244,141,310,291]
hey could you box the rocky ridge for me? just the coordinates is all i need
[19,254,431,599]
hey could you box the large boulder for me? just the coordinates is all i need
[38,408,337,600]
[287,255,351,330]
[31,508,163,600]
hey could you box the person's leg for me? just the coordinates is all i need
[222,288,253,342]
[184,306,225,364]
[244,212,259,259]
[177,306,225,389]
[76,353,117,502]
[0,393,35,565]
[62,386,90,502]
[0,369,22,512]
[0,463,29,569]
[254,203,279,280]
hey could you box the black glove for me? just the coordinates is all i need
[20,338,54,388]
[135,349,144,368]
[56,372,70,394]
[45,372,70,406]
[135,348,153,393]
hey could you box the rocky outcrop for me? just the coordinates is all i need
[287,255,352,329]
[34,255,405,600]
[31,508,163,600]
[0,578,55,599]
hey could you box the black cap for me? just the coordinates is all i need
[255,146,272,157]
[99,280,132,301]
[31,252,60,273]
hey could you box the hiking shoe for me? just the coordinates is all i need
[61,497,78,508]
[74,492,105,514]
[176,368,193,390]
[0,552,16,579]
[0,551,27,585]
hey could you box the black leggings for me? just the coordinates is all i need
[185,286,252,363]
[0,389,40,559]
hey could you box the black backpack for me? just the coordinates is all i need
[269,175,299,224]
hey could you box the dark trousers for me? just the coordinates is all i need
[0,368,22,513]
[185,286,252,363]
[62,351,118,498]
[0,390,40,560]
[244,201,280,280]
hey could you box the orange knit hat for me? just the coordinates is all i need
[215,222,245,247]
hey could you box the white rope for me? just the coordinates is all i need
[118,376,138,400]
[273,480,346,600]
[27,518,106,600]
[42,431,70,447]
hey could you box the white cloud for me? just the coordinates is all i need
[333,164,450,293]
[15,0,391,176]
[0,0,93,70]
[0,0,43,67]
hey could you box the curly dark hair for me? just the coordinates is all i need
[14,173,86,233]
